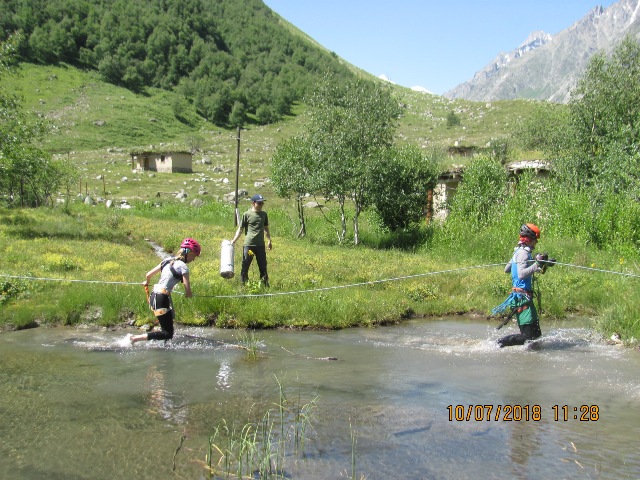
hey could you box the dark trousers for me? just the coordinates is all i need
[147,292,175,341]
[240,245,269,285]
[497,321,542,347]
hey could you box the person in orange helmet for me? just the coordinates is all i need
[493,224,547,348]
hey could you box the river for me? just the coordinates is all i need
[1,317,638,479]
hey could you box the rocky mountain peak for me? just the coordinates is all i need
[444,0,640,103]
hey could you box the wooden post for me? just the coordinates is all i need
[426,189,433,224]
[234,126,241,227]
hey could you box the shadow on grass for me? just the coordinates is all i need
[7,225,133,244]
[361,226,434,250]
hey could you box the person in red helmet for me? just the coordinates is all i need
[131,238,201,345]
[493,224,545,348]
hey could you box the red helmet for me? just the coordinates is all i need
[520,223,540,240]
[180,238,201,256]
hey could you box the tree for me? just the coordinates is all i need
[228,100,246,127]
[171,94,188,120]
[271,135,315,237]
[369,145,442,231]
[305,75,402,244]
[0,34,74,207]
[512,102,571,155]
[97,54,126,85]
[563,35,640,196]
[447,156,508,228]
[256,103,278,125]
[446,110,461,128]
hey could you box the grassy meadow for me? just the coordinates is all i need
[1,62,638,346]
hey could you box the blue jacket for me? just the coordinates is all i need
[508,246,538,292]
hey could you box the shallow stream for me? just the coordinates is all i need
[1,317,638,479]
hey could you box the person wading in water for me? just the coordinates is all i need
[493,224,554,347]
[130,238,201,345]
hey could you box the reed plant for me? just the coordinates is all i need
[238,329,262,360]
[204,376,317,479]
[350,418,358,480]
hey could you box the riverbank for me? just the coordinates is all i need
[1,204,638,347]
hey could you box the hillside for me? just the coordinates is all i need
[1,0,540,146]
[3,62,541,203]
[0,0,354,125]
[5,58,541,154]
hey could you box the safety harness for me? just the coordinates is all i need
[146,258,183,317]
[160,258,184,283]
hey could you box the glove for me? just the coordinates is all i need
[535,253,548,268]
[536,253,556,272]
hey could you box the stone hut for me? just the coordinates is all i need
[427,160,550,222]
[428,166,464,222]
[130,151,192,173]
[506,160,550,178]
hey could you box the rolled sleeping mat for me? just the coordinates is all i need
[220,239,234,279]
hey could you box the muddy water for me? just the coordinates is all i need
[1,317,638,479]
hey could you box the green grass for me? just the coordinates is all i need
[8,62,538,152]
[1,204,638,347]
[396,91,540,151]
[6,62,541,168]
[5,63,207,151]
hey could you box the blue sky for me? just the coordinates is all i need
[263,0,618,95]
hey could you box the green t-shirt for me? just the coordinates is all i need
[241,209,268,246]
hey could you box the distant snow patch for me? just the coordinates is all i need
[411,86,434,95]
[379,74,434,94]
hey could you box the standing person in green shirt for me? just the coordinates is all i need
[231,194,272,286]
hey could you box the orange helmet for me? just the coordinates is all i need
[520,223,540,240]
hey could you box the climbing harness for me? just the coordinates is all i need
[161,258,184,282]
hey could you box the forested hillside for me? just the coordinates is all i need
[0,0,354,126]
